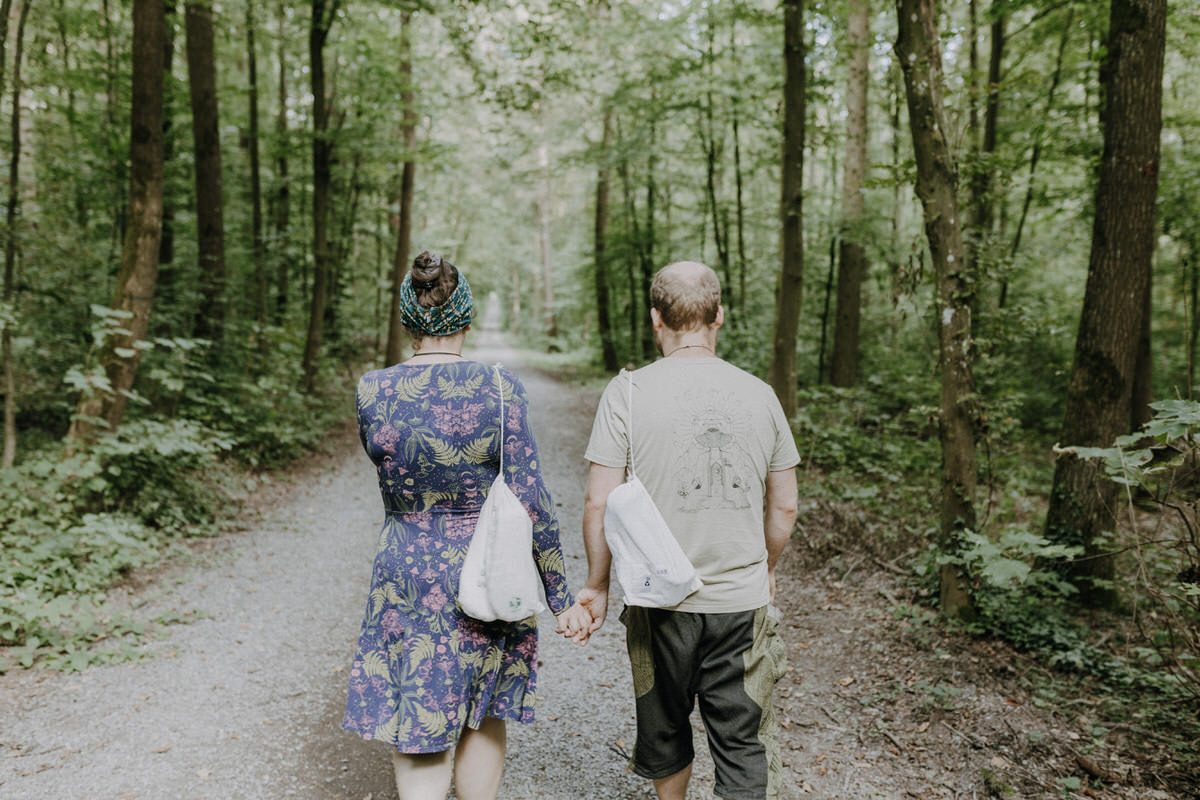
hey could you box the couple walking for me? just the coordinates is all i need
[343,252,800,800]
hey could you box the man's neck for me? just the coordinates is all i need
[659,331,718,358]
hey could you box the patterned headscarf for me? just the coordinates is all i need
[398,270,475,337]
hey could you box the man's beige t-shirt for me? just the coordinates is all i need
[585,357,801,613]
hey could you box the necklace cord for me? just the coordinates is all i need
[665,343,715,357]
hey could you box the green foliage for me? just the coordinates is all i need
[1059,400,1200,699]
[0,418,233,667]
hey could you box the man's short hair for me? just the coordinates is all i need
[650,261,722,331]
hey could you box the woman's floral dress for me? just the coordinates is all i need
[342,361,573,754]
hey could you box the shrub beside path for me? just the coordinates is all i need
[0,339,1185,799]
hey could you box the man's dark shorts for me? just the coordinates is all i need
[620,604,789,800]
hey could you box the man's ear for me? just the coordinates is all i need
[650,307,664,331]
[713,305,725,329]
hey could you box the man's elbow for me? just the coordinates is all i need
[768,493,799,519]
[583,489,608,516]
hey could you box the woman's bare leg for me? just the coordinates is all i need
[392,749,453,800]
[452,717,507,800]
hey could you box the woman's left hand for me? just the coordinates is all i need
[555,603,594,645]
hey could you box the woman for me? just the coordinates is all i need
[343,252,589,799]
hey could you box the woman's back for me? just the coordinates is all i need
[357,361,515,515]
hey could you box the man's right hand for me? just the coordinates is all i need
[574,585,609,640]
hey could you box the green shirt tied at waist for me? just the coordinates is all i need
[585,357,801,614]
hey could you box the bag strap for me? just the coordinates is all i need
[494,363,505,474]
[625,368,636,478]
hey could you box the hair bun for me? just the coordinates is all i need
[411,251,445,289]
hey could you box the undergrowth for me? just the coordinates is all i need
[0,324,348,672]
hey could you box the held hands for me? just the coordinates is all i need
[554,585,609,645]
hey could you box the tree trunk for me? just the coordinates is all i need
[1189,246,1198,400]
[272,0,290,322]
[1043,0,1166,607]
[966,7,1005,301]
[896,0,978,618]
[594,109,618,373]
[768,0,806,419]
[185,0,227,345]
[246,1,266,328]
[729,21,747,317]
[616,118,642,362]
[536,142,557,340]
[159,1,177,269]
[384,10,415,366]
[2,0,31,468]
[101,0,124,259]
[830,0,870,387]
[301,0,339,392]
[640,112,657,358]
[1131,272,1153,429]
[817,236,836,384]
[68,0,166,441]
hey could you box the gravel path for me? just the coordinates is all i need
[9,339,1165,800]
[0,339,728,800]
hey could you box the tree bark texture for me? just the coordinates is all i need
[185,0,227,344]
[594,109,618,373]
[966,8,1005,294]
[1005,5,1073,305]
[1043,0,1166,606]
[536,142,557,340]
[272,0,290,322]
[68,0,165,440]
[2,0,31,468]
[385,10,416,367]
[246,1,266,328]
[301,0,339,391]
[768,0,805,420]
[158,1,177,269]
[830,0,870,388]
[896,0,978,617]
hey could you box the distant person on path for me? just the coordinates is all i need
[343,251,590,800]
[569,261,800,800]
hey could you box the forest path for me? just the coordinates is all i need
[0,336,696,800]
[0,337,1167,800]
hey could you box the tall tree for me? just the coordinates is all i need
[246,1,266,328]
[536,140,557,339]
[272,0,290,322]
[384,9,415,367]
[965,4,1005,299]
[594,108,618,372]
[830,0,870,387]
[896,0,977,617]
[1005,5,1074,305]
[68,0,166,440]
[1044,0,1167,606]
[159,1,177,270]
[301,0,340,391]
[2,0,32,468]
[185,0,227,344]
[768,0,806,418]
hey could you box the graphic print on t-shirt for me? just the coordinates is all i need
[671,391,755,512]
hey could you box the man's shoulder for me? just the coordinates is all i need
[639,358,774,395]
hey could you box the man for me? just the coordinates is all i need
[570,261,799,800]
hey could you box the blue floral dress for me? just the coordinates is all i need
[342,361,574,754]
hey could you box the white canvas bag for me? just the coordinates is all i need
[604,370,703,608]
[458,365,548,622]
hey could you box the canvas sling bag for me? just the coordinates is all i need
[604,369,702,608]
[459,365,548,622]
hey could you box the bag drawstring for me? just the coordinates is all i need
[626,368,636,478]
[494,363,505,475]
